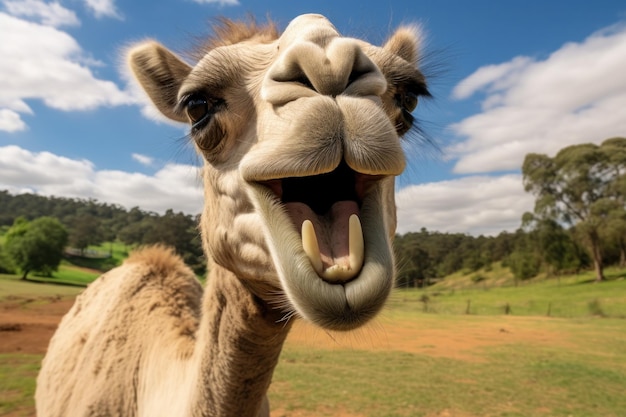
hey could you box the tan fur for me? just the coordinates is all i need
[36,14,429,417]
[192,17,279,59]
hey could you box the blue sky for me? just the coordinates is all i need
[1,0,625,235]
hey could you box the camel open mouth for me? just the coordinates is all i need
[260,161,383,283]
[247,161,395,330]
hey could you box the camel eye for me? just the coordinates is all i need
[394,89,421,136]
[395,91,418,113]
[185,94,209,125]
[402,91,418,112]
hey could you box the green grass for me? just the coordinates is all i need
[14,263,100,287]
[56,263,100,282]
[0,354,40,417]
[0,265,99,289]
[389,267,626,319]
[0,274,83,300]
[86,240,130,260]
[63,240,129,272]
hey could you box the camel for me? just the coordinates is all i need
[35,13,430,417]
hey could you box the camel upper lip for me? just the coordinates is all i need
[259,160,383,215]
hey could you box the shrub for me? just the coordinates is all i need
[588,299,606,317]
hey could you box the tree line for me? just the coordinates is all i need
[1,137,625,284]
[0,191,204,277]
[395,137,626,286]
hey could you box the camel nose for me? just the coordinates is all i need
[262,37,387,106]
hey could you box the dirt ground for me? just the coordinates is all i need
[0,295,75,355]
[0,295,567,417]
[0,294,566,357]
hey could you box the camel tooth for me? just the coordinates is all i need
[348,214,364,275]
[322,265,352,281]
[321,214,364,282]
[302,220,324,276]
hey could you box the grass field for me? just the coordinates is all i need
[1,269,625,416]
[0,274,83,299]
[394,264,626,319]
[64,241,130,272]
[0,354,40,417]
[271,316,626,417]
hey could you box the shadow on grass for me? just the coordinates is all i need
[23,277,87,288]
[63,254,119,272]
[572,273,626,285]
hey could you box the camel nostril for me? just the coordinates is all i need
[347,70,366,88]
[263,37,387,104]
[293,74,315,91]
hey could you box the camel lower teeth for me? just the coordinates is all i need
[302,219,324,275]
[301,214,364,282]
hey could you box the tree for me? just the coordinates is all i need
[394,236,431,288]
[601,208,626,267]
[506,227,541,283]
[522,138,626,281]
[521,213,584,276]
[0,243,16,274]
[68,213,104,254]
[141,210,205,275]
[4,217,68,279]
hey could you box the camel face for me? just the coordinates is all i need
[129,14,429,330]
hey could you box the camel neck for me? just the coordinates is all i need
[192,265,291,417]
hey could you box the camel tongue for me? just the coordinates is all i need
[285,201,364,282]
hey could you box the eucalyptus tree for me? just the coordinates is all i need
[4,217,68,279]
[522,137,626,281]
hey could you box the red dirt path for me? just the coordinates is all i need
[0,296,74,355]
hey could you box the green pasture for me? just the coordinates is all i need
[391,265,626,319]
[0,274,83,300]
[61,241,128,273]
[5,263,100,288]
[0,354,40,417]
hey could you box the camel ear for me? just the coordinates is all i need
[128,41,192,123]
[383,26,422,65]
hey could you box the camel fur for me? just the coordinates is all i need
[36,14,430,417]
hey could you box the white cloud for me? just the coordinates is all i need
[83,0,121,19]
[396,174,534,236]
[2,0,79,27]
[448,24,626,174]
[0,145,204,215]
[451,56,533,101]
[0,145,95,188]
[0,145,532,235]
[190,0,239,5]
[0,13,136,132]
[132,153,154,166]
[0,109,27,132]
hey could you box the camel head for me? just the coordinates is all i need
[128,14,429,331]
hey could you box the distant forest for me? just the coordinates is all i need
[0,190,204,275]
[0,189,623,285]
